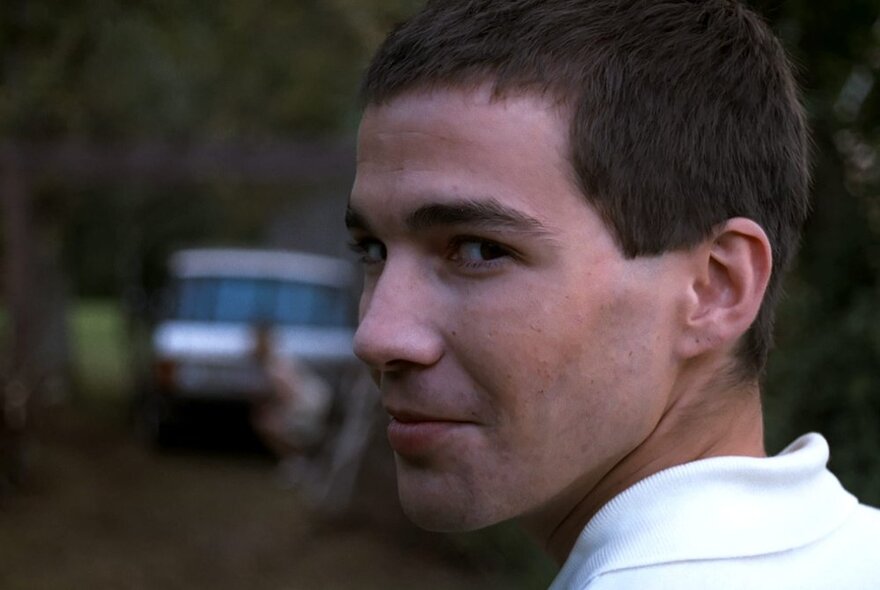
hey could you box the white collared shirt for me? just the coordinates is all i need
[551,433,880,589]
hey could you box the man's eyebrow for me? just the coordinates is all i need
[406,199,550,234]
[345,198,554,236]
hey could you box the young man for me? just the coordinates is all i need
[345,1,880,587]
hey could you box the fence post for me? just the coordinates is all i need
[1,143,35,491]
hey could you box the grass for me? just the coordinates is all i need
[69,299,135,406]
[0,299,130,403]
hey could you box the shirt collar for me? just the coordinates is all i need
[551,433,857,589]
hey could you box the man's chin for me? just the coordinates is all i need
[395,469,503,532]
[399,495,493,532]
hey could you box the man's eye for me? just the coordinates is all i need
[450,238,511,265]
[349,239,386,265]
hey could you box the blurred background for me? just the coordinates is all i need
[1,1,879,588]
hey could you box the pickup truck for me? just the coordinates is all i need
[137,247,358,446]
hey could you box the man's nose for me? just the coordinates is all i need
[353,262,444,373]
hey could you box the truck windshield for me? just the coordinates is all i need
[172,277,350,327]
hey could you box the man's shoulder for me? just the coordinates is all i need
[853,500,880,521]
[570,502,880,590]
[550,435,880,590]
[836,501,880,549]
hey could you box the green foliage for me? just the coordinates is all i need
[0,0,421,139]
[767,281,880,502]
[754,0,880,506]
[69,299,132,403]
[0,0,422,295]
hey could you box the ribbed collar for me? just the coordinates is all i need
[550,433,857,589]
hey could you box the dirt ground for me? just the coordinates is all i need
[0,404,553,590]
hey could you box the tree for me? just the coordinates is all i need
[752,0,880,505]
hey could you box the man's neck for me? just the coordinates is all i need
[522,368,766,565]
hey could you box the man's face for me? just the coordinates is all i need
[348,88,688,532]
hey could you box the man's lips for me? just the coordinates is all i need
[385,409,475,457]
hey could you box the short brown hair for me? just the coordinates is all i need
[361,0,810,376]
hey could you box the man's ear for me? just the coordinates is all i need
[677,218,772,359]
